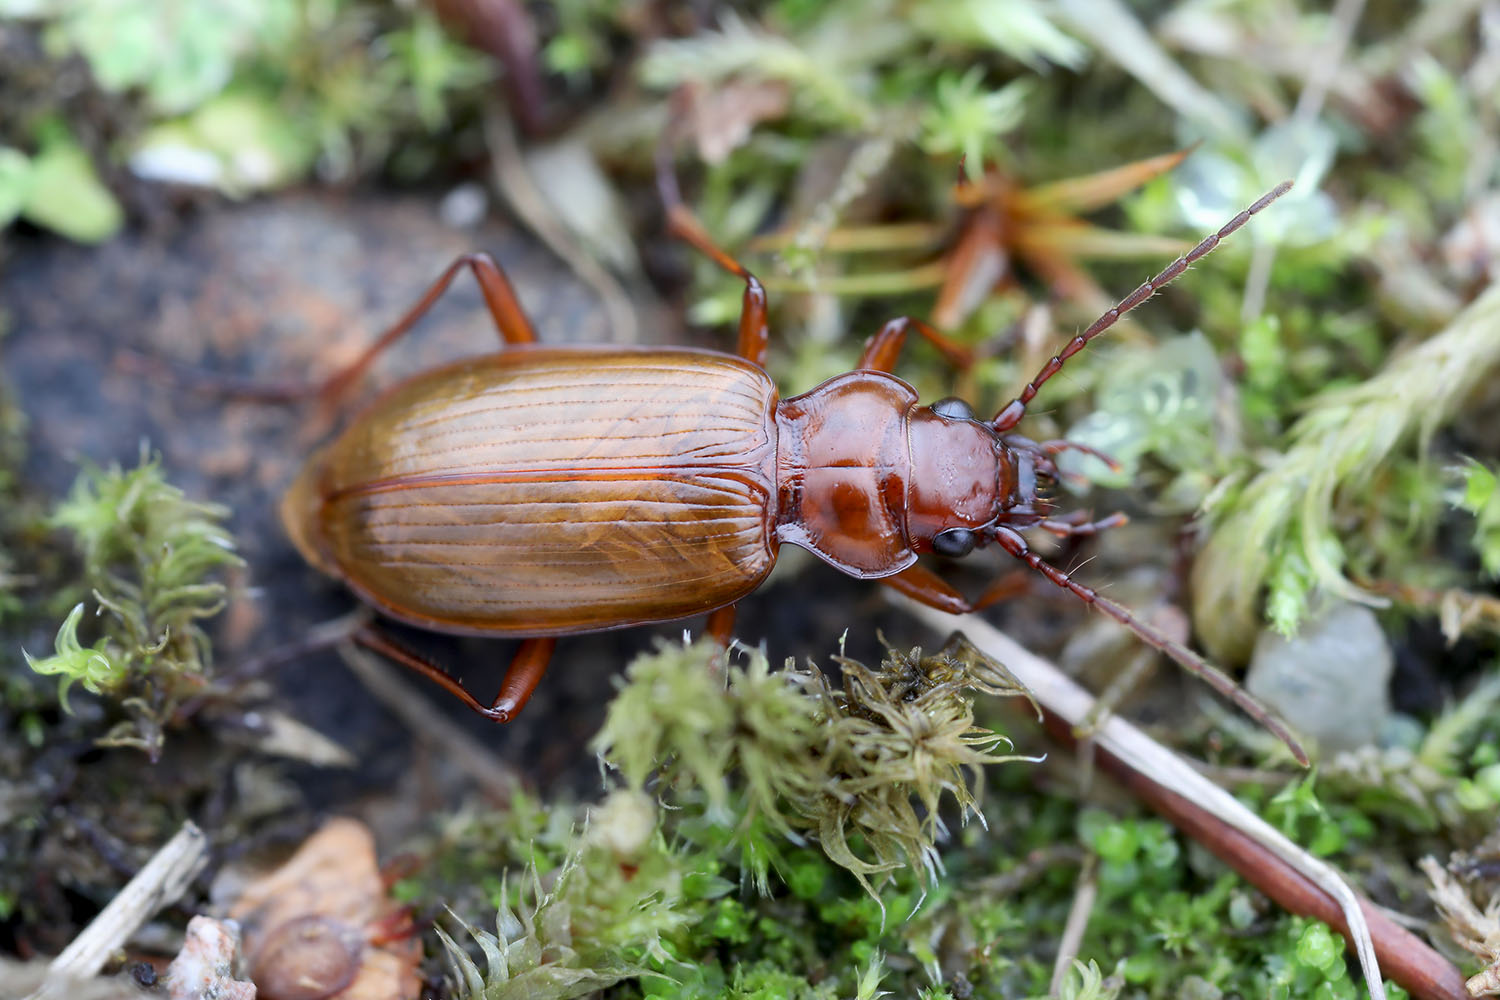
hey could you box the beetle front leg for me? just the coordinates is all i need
[352,627,556,723]
[857,316,974,373]
[880,564,1031,615]
[1039,512,1129,539]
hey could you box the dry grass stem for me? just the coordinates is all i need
[25,822,208,1000]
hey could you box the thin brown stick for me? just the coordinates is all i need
[1089,739,1467,1000]
[898,599,1470,1000]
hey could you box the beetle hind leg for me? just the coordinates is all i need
[352,626,556,723]
[705,604,738,647]
[491,638,557,721]
[312,252,539,409]
[125,253,541,410]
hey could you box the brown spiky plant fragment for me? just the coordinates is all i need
[934,147,1195,328]
[1421,855,1500,995]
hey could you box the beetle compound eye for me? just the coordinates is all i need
[932,528,977,557]
[930,397,976,421]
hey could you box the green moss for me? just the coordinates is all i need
[1193,283,1500,661]
[593,636,1036,897]
[422,637,1451,999]
[440,791,697,1000]
[1452,459,1500,578]
[22,450,242,755]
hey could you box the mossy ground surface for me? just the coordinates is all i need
[2,2,1499,997]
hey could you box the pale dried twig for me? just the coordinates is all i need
[26,822,208,1000]
[1051,854,1099,997]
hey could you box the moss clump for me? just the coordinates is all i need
[1193,283,1500,662]
[416,640,1433,1000]
[440,791,697,1000]
[23,449,242,756]
[592,635,1036,896]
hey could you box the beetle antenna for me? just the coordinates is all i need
[991,181,1293,432]
[990,524,1309,765]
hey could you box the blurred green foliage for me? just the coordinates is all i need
[1194,285,1500,660]
[0,0,494,239]
[1453,459,1500,579]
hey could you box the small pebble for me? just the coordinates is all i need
[1245,599,1393,755]
[166,916,255,1000]
[439,182,488,230]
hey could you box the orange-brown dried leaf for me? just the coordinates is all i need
[227,818,421,1000]
[934,148,1194,330]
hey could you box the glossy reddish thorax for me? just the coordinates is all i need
[772,370,1018,578]
[774,371,918,579]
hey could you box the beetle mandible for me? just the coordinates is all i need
[277,167,1303,763]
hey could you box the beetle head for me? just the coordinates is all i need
[905,399,1060,557]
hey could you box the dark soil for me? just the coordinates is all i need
[1,190,918,813]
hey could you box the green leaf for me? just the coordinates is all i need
[48,0,298,114]
[23,603,123,711]
[0,147,33,227]
[21,139,122,243]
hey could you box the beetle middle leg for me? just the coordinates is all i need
[657,138,771,367]
[660,204,771,368]
[352,627,557,723]
[856,316,974,372]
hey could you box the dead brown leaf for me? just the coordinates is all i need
[227,819,421,1000]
